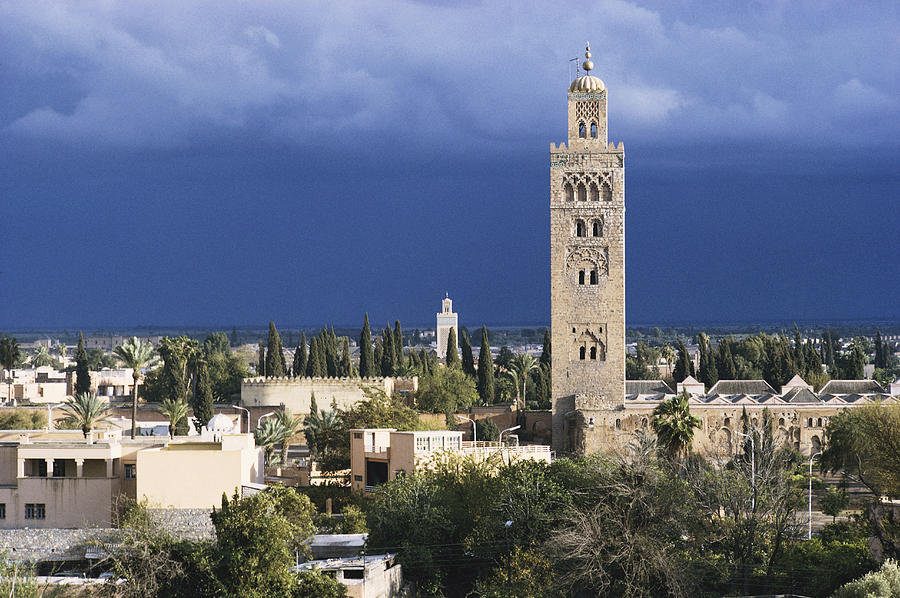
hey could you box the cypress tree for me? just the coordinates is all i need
[75,332,91,395]
[293,334,308,377]
[540,328,551,370]
[381,326,395,376]
[257,340,266,377]
[265,322,285,378]
[794,324,806,373]
[698,333,712,388]
[192,358,215,430]
[322,328,337,377]
[477,326,495,404]
[393,321,404,369]
[673,341,693,383]
[359,314,375,378]
[445,327,459,368]
[718,339,737,380]
[460,329,476,378]
[230,327,239,347]
[340,337,352,377]
[374,338,383,376]
[874,331,884,369]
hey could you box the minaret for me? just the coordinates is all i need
[550,43,626,454]
[436,294,459,359]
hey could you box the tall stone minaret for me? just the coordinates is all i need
[550,43,626,454]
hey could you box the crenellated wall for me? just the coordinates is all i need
[240,376,418,416]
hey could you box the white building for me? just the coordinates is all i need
[435,294,459,360]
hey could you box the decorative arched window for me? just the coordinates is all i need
[590,122,598,138]
[576,220,585,237]
[576,183,587,202]
[590,346,597,360]
[589,182,599,201]
[579,346,586,360]
[615,418,621,430]
[578,122,586,138]
[589,270,598,285]
[817,418,823,427]
[601,181,612,201]
[807,418,813,427]
[592,221,601,237]
[578,270,585,285]
[564,182,574,202]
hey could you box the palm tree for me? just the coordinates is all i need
[158,398,190,437]
[0,337,22,403]
[255,417,287,466]
[303,408,341,462]
[113,337,159,439]
[505,353,538,411]
[651,391,701,460]
[275,410,304,466]
[30,345,58,368]
[660,344,676,377]
[61,392,111,438]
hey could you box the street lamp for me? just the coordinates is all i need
[455,414,476,450]
[499,425,521,465]
[258,411,276,428]
[47,403,63,431]
[233,406,250,434]
[808,451,822,540]
[736,431,756,511]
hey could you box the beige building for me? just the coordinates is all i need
[435,294,459,359]
[568,377,899,457]
[1,368,68,404]
[0,424,263,528]
[241,376,417,423]
[550,44,626,454]
[350,429,552,493]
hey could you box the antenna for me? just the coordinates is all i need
[568,57,580,82]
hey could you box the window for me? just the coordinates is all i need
[354,475,363,482]
[807,418,813,427]
[343,569,364,580]
[590,122,598,138]
[590,270,598,285]
[25,503,45,520]
[576,183,586,202]
[615,419,621,430]
[124,464,136,480]
[578,122,586,138]
[589,183,599,201]
[592,221,601,237]
[575,220,585,237]
[601,182,612,201]
[415,436,429,452]
[579,347,586,360]
[53,460,65,478]
[352,432,362,439]
[37,460,47,477]
[0,504,5,519]
[578,270,585,285]
[590,346,597,360]
[564,182,574,202]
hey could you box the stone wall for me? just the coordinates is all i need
[241,376,418,417]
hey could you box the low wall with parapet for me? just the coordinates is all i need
[240,376,418,416]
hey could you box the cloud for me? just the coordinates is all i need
[1,0,897,151]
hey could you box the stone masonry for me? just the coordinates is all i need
[551,44,626,454]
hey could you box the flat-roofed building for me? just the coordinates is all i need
[350,428,552,493]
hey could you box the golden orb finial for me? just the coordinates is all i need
[582,42,594,72]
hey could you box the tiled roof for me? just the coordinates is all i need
[626,380,674,395]
[708,380,777,395]
[819,380,885,394]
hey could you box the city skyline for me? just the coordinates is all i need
[2,1,898,329]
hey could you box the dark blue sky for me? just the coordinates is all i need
[1,1,898,329]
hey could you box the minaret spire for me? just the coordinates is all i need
[583,42,594,72]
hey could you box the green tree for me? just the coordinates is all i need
[506,353,538,411]
[265,322,285,378]
[293,333,308,377]
[192,357,215,431]
[29,345,59,368]
[417,366,477,414]
[296,570,347,598]
[74,332,91,396]
[0,336,22,403]
[698,332,718,388]
[393,320,404,370]
[673,340,694,382]
[257,339,266,376]
[60,392,111,438]
[831,559,900,598]
[212,486,317,598]
[477,326,496,405]
[340,336,352,377]
[822,486,850,523]
[359,314,375,378]
[381,325,396,376]
[445,327,459,368]
[717,337,737,380]
[255,417,287,466]
[275,409,304,465]
[158,398,190,437]
[114,337,160,439]
[651,391,701,459]
[460,328,476,378]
